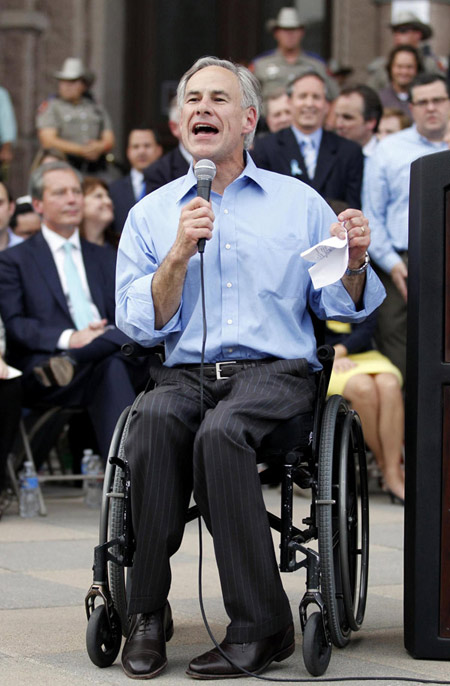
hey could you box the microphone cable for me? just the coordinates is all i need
[194,246,450,685]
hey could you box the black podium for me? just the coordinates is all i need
[405,149,450,659]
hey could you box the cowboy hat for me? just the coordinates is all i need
[390,11,432,40]
[54,57,87,80]
[266,7,304,32]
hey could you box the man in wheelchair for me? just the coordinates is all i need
[115,56,385,680]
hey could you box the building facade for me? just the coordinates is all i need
[1,0,449,197]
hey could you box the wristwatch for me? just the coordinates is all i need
[345,252,370,276]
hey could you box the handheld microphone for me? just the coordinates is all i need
[194,159,216,253]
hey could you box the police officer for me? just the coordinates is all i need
[250,7,338,100]
[36,58,115,175]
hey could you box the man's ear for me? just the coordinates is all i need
[32,197,43,216]
[242,106,258,137]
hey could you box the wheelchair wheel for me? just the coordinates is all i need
[108,462,128,636]
[302,612,332,677]
[108,404,136,638]
[86,604,122,668]
[317,395,369,648]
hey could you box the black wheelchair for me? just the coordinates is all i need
[85,344,369,677]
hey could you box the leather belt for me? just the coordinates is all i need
[177,358,278,380]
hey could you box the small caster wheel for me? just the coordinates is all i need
[86,604,122,668]
[302,612,332,677]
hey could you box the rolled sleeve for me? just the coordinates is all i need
[115,270,182,345]
[311,266,385,322]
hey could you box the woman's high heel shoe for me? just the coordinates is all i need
[384,488,404,506]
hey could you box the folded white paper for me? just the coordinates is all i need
[7,365,22,380]
[300,234,348,289]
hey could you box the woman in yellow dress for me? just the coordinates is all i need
[326,313,404,503]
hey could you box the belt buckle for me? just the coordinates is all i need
[215,361,236,380]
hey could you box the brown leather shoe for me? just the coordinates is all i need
[121,602,174,679]
[33,356,76,387]
[186,623,295,679]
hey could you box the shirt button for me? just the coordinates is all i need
[225,243,231,250]
[224,209,229,214]
[226,282,232,288]
[227,319,233,325]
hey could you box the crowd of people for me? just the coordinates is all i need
[0,7,449,520]
[0,6,449,680]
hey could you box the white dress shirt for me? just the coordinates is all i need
[41,225,101,349]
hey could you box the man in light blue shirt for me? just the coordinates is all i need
[0,86,17,171]
[115,56,384,681]
[363,73,450,378]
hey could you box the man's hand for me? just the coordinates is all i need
[391,261,408,302]
[69,319,108,348]
[170,197,215,263]
[82,140,105,161]
[0,356,9,379]
[331,208,370,269]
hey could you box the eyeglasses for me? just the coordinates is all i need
[411,97,449,108]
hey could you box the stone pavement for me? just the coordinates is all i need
[0,485,449,686]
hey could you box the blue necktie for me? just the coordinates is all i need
[138,179,146,200]
[63,242,93,330]
[302,137,316,179]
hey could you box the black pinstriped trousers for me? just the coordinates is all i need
[125,358,316,643]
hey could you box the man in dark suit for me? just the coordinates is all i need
[0,161,148,461]
[252,69,364,210]
[143,98,191,193]
[109,127,162,233]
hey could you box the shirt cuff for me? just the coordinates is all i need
[57,329,75,350]
[116,273,183,344]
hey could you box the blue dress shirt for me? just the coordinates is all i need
[116,154,385,370]
[363,125,448,274]
[6,228,23,248]
[0,87,17,144]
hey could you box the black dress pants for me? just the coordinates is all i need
[125,358,316,643]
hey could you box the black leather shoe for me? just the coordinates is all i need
[186,623,295,679]
[33,355,76,387]
[121,602,174,679]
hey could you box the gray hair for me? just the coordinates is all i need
[286,68,331,101]
[176,56,262,149]
[30,161,82,200]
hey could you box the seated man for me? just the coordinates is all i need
[0,161,147,462]
[116,56,385,680]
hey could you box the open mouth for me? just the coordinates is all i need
[193,123,219,135]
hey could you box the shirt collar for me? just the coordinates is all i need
[363,135,378,157]
[130,167,144,184]
[412,124,449,149]
[291,125,323,150]
[7,227,23,247]
[41,224,81,252]
[174,151,272,203]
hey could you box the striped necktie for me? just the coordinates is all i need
[63,242,93,330]
[138,179,146,200]
[302,136,316,179]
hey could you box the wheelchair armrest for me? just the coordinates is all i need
[317,344,335,389]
